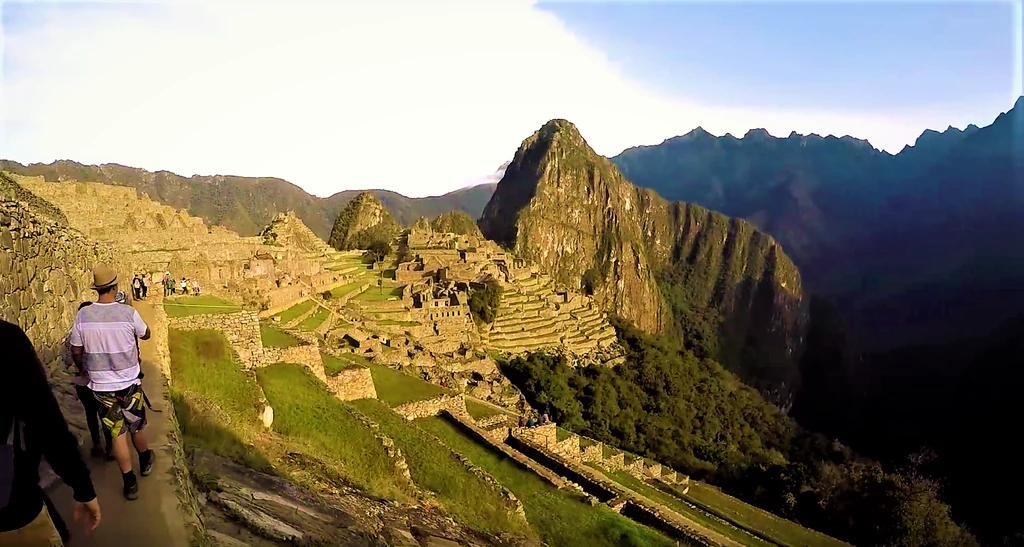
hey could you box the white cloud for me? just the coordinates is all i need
[0,0,1011,197]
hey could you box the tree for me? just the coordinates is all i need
[366,239,391,294]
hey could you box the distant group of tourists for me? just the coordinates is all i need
[1,264,158,544]
[519,412,551,429]
[163,272,200,297]
[131,273,149,300]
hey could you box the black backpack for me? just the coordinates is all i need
[0,413,25,511]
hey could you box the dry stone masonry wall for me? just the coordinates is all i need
[324,368,377,401]
[168,311,265,368]
[392,393,468,420]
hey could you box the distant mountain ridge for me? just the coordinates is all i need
[611,100,1024,351]
[0,159,497,240]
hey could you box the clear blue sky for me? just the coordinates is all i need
[538,1,1018,115]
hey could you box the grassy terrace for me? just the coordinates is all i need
[163,295,241,318]
[321,351,363,377]
[257,364,412,500]
[298,306,330,331]
[367,363,451,406]
[672,481,851,547]
[274,299,315,324]
[351,399,528,536]
[598,467,773,547]
[417,417,675,547]
[260,323,307,348]
[167,329,272,472]
[376,319,420,327]
[354,285,404,301]
[328,280,369,299]
[465,398,510,421]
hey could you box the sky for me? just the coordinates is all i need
[0,0,1020,198]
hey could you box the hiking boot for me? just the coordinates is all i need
[123,481,139,500]
[139,450,155,477]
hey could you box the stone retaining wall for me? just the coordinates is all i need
[167,311,264,368]
[345,406,416,491]
[392,394,467,420]
[324,367,377,401]
[262,344,326,382]
[441,411,567,490]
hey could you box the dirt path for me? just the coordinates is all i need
[48,298,192,547]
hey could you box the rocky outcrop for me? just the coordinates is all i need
[259,211,334,255]
[328,192,401,251]
[479,120,806,402]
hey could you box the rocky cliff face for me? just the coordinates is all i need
[480,120,806,403]
[328,192,401,251]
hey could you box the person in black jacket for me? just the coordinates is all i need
[0,320,101,544]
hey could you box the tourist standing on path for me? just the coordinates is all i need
[69,265,156,501]
[179,277,187,296]
[0,320,102,545]
[65,303,112,462]
[192,279,200,296]
[131,275,141,301]
[165,275,175,296]
[139,275,148,299]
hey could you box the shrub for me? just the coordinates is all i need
[469,280,502,323]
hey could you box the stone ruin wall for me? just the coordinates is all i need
[324,367,377,401]
[392,393,468,420]
[512,423,687,485]
[1,196,136,440]
[167,311,264,368]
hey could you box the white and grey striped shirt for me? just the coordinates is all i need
[68,303,148,392]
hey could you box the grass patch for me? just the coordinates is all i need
[673,481,850,547]
[352,400,527,536]
[298,306,330,331]
[342,352,374,367]
[164,295,241,318]
[354,285,404,301]
[579,437,599,449]
[602,445,621,458]
[367,364,451,406]
[256,364,412,500]
[376,320,420,327]
[418,416,675,547]
[274,299,316,324]
[329,281,369,299]
[321,352,363,376]
[465,399,505,421]
[260,324,307,348]
[167,329,272,472]
[555,427,572,442]
[606,471,774,547]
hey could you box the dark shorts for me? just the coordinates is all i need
[94,384,148,437]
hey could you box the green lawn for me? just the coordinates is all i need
[352,400,528,536]
[556,427,572,442]
[260,324,307,348]
[417,416,675,547]
[321,352,363,376]
[164,295,241,318]
[602,469,773,547]
[366,364,451,406]
[579,437,599,449]
[274,300,316,324]
[298,306,330,331]
[465,399,507,421]
[329,281,369,299]
[354,286,404,301]
[671,481,851,547]
[256,364,412,501]
[167,329,272,472]
[376,320,420,327]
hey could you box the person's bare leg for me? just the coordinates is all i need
[131,430,149,453]
[111,432,133,473]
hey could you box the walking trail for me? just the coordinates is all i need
[48,298,191,547]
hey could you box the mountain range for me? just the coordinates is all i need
[0,159,498,240]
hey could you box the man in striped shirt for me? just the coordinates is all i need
[69,265,155,501]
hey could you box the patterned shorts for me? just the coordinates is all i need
[94,383,148,438]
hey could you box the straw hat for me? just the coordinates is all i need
[91,264,119,290]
